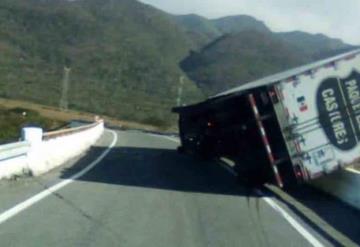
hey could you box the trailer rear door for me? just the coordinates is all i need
[273,54,360,179]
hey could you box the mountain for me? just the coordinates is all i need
[174,14,355,54]
[277,31,353,59]
[0,0,203,128]
[173,14,222,49]
[0,1,357,127]
[173,14,221,38]
[181,31,310,94]
[172,14,271,49]
[174,14,356,94]
[212,15,271,34]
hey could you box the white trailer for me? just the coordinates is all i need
[173,49,360,188]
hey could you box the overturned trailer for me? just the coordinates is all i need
[173,49,360,187]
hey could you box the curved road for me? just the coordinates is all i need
[0,129,359,246]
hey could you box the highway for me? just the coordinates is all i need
[0,129,359,247]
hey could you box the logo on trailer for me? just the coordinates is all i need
[316,70,360,151]
[297,96,308,112]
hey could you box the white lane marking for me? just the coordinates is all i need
[255,190,324,247]
[346,168,360,174]
[0,130,118,225]
[155,134,324,247]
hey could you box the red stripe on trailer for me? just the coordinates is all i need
[248,94,284,188]
[262,135,269,145]
[268,152,275,164]
[273,166,282,186]
[248,95,257,114]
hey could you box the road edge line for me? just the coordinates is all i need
[0,129,118,225]
[156,134,324,247]
[254,190,324,247]
[346,168,360,174]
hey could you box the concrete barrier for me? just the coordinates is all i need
[30,121,104,176]
[0,120,104,180]
[0,142,31,179]
[311,169,360,210]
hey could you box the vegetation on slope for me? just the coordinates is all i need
[277,31,354,59]
[175,14,356,95]
[0,0,357,127]
[172,14,222,49]
[212,15,271,34]
[181,31,310,94]
[0,0,203,128]
[0,107,65,144]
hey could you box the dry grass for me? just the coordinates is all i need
[0,98,166,132]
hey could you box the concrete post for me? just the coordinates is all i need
[21,127,43,174]
[21,127,43,146]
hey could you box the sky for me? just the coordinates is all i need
[139,0,360,45]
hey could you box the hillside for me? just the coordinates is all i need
[0,106,65,144]
[277,31,352,59]
[173,14,222,49]
[0,0,357,126]
[174,14,356,94]
[0,0,203,128]
[174,14,354,54]
[180,31,310,94]
[172,14,272,49]
[170,14,270,50]
[212,15,271,34]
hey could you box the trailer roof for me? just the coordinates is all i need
[173,48,360,114]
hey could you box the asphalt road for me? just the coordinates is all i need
[0,129,359,247]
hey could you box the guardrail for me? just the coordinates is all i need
[0,141,30,162]
[0,119,104,180]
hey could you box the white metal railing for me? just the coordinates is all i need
[0,141,30,161]
[0,118,104,179]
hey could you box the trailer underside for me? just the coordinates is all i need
[176,89,298,187]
